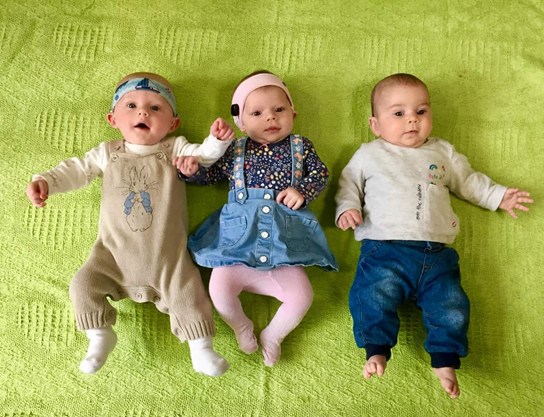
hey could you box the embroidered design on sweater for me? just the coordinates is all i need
[123,165,154,232]
[428,163,446,185]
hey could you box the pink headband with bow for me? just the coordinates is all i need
[230,73,294,129]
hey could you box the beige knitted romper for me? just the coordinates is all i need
[69,138,215,341]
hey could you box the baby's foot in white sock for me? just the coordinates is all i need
[188,336,229,377]
[80,326,117,374]
[234,323,258,354]
[260,331,282,367]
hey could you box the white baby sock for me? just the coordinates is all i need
[188,336,229,377]
[79,326,117,374]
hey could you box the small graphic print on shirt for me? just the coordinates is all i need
[122,166,155,232]
[428,163,446,185]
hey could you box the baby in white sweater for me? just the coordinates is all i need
[335,73,532,398]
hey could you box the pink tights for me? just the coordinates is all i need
[209,264,313,366]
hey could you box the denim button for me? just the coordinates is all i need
[264,193,272,200]
[259,255,268,263]
[237,192,244,200]
[260,231,269,239]
[262,206,271,214]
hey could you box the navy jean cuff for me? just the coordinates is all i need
[430,352,461,369]
[364,344,392,361]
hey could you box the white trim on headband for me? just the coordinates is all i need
[230,73,294,129]
[111,77,177,115]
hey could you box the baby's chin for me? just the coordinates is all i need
[252,132,290,145]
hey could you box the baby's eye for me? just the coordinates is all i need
[151,105,160,111]
[393,111,403,117]
[251,111,262,116]
[417,109,427,115]
[275,107,285,113]
[127,102,137,109]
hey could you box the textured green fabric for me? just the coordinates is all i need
[1,1,542,415]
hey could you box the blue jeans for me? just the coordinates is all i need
[349,240,470,369]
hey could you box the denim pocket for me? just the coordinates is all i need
[285,215,318,252]
[358,239,384,262]
[218,216,247,247]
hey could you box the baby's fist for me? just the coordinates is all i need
[211,118,235,141]
[26,179,49,208]
[175,156,199,177]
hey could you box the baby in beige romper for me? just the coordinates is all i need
[26,72,234,377]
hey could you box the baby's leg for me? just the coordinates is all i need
[70,252,121,374]
[417,246,468,399]
[252,266,313,367]
[209,265,259,354]
[79,326,117,374]
[433,367,460,399]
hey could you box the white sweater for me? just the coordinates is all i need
[335,137,507,244]
[33,134,230,195]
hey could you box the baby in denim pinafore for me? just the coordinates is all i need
[183,71,337,366]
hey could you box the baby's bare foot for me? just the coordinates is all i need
[433,367,460,399]
[363,355,387,379]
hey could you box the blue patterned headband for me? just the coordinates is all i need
[111,77,177,115]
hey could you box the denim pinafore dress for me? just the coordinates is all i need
[188,136,338,271]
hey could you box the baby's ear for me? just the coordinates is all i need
[368,116,380,137]
[106,112,117,128]
[169,116,180,132]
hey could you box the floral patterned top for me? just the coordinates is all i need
[185,135,329,205]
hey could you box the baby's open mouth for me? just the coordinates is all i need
[135,123,149,129]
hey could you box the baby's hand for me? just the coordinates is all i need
[337,209,363,230]
[499,188,533,219]
[26,179,49,208]
[210,117,235,141]
[174,156,199,177]
[276,187,304,210]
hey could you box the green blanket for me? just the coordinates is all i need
[1,1,542,415]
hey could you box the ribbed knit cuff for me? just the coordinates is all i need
[364,344,392,361]
[176,319,216,341]
[75,309,117,330]
[430,352,461,369]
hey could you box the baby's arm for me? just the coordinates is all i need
[334,146,366,229]
[288,138,329,207]
[499,188,533,218]
[173,118,233,169]
[26,144,106,207]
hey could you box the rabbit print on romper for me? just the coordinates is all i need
[123,165,154,232]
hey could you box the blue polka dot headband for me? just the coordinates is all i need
[111,77,177,115]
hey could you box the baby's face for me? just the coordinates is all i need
[369,84,432,148]
[240,86,296,145]
[107,90,179,145]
